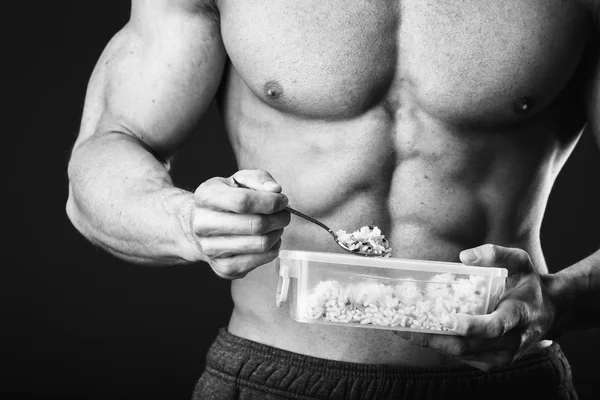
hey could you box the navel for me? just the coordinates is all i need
[263,80,284,101]
[513,96,534,114]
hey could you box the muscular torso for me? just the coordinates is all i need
[215,0,595,365]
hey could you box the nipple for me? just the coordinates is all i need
[264,80,283,101]
[514,96,534,114]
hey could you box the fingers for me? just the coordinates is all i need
[230,169,283,193]
[393,296,525,364]
[393,245,546,367]
[458,350,515,367]
[459,244,532,272]
[394,330,520,365]
[209,239,283,279]
[196,177,289,214]
[193,170,289,280]
[443,298,522,338]
[456,359,497,372]
[398,335,551,368]
[198,229,284,258]
[393,331,470,359]
[194,208,291,236]
[432,297,523,357]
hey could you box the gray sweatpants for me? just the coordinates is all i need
[193,328,577,400]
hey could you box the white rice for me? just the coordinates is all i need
[336,225,392,257]
[305,273,487,332]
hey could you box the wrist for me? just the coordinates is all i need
[542,268,596,339]
[541,273,575,340]
[172,189,205,264]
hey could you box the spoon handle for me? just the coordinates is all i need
[229,177,337,238]
[284,206,336,237]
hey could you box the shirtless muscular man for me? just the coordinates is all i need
[67,1,600,398]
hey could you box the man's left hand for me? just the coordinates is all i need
[394,244,557,368]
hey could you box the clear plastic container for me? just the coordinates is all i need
[276,250,507,335]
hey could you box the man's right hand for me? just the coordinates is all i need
[193,169,291,279]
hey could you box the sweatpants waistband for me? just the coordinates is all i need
[197,328,576,400]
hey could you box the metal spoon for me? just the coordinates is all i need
[229,177,379,256]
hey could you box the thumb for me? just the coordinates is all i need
[459,244,532,272]
[229,169,282,193]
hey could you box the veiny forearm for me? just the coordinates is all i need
[547,249,600,336]
[67,131,202,266]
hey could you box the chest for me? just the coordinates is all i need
[219,0,590,122]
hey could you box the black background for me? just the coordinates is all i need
[25,1,600,399]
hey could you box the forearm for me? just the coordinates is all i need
[546,249,600,336]
[67,131,202,266]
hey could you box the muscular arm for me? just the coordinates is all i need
[549,10,600,335]
[66,0,226,265]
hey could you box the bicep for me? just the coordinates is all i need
[75,0,226,160]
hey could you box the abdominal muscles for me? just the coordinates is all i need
[224,77,565,358]
[223,74,557,263]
